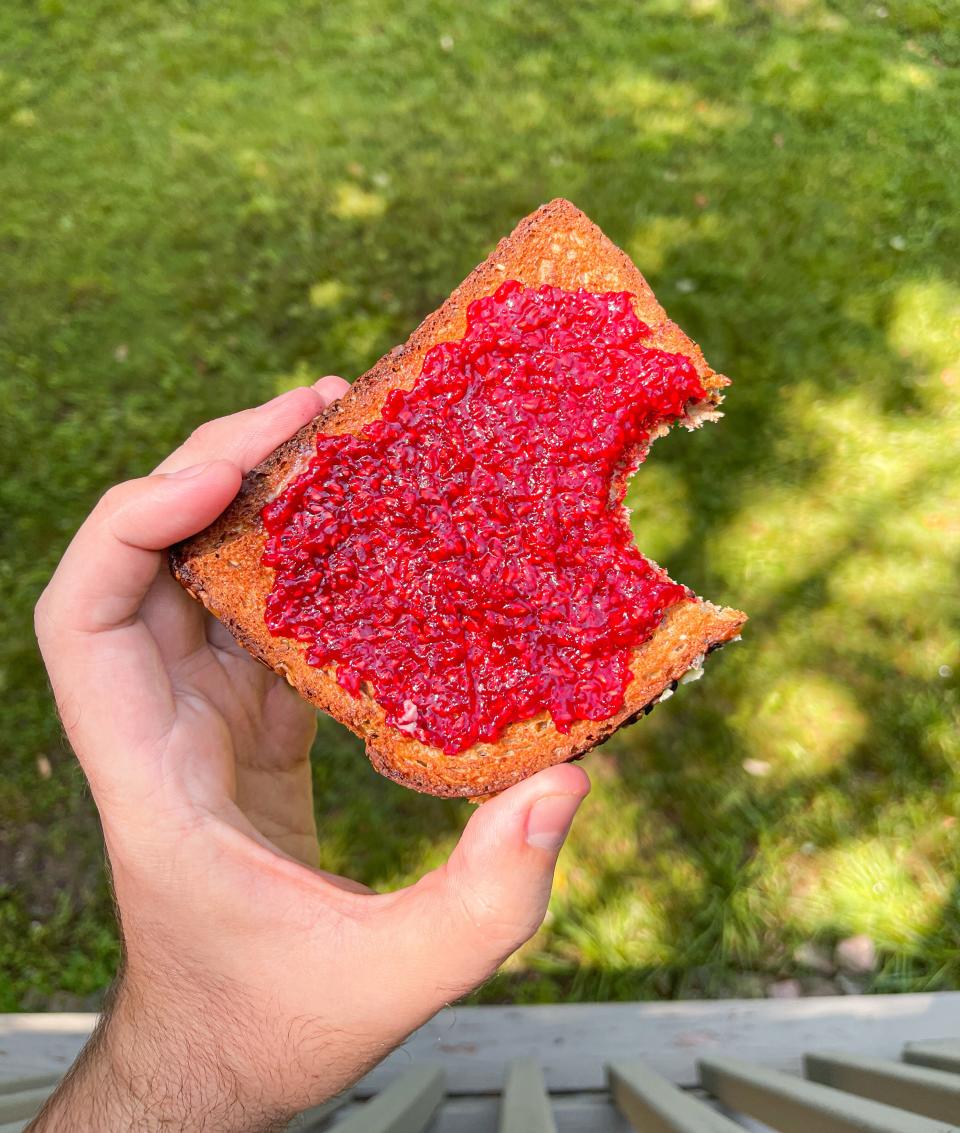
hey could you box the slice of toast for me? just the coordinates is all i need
[171,199,746,798]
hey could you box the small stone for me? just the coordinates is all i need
[114,344,129,362]
[676,278,697,294]
[36,754,52,780]
[889,234,906,251]
[939,664,953,678]
[439,34,454,51]
[742,758,771,777]
[653,970,673,997]
[835,934,878,975]
[730,973,767,999]
[694,192,709,209]
[767,979,802,999]
[836,972,868,995]
[801,976,841,997]
[793,941,834,975]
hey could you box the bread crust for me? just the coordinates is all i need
[171,199,746,797]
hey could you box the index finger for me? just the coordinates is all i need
[42,381,347,639]
[154,376,349,475]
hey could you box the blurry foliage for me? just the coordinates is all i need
[1,0,958,1008]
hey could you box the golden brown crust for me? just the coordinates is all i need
[171,199,745,798]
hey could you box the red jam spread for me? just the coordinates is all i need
[262,280,707,754]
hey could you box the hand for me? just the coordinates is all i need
[31,380,590,1132]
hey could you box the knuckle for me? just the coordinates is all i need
[97,481,130,517]
[187,418,219,445]
[33,587,55,642]
[455,884,535,951]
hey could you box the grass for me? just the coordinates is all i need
[1,0,958,1009]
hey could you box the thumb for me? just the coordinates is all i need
[401,763,590,998]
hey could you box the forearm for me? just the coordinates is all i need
[28,983,293,1133]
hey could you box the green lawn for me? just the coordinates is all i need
[1,0,958,1010]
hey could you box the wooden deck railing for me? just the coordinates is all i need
[3,995,959,1130]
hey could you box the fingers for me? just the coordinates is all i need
[40,377,351,642]
[38,461,244,639]
[34,462,246,802]
[34,377,350,825]
[141,378,347,663]
[396,764,590,999]
[154,377,350,476]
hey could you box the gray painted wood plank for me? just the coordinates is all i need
[692,1090,777,1131]
[413,1096,500,1133]
[806,1052,960,1123]
[905,1042,960,1076]
[699,1056,960,1133]
[4,997,960,1096]
[330,1066,444,1133]
[0,1015,93,1084]
[498,1058,556,1133]
[334,1095,634,1133]
[0,1087,53,1124]
[550,1095,633,1133]
[609,1061,744,1131]
[358,994,960,1094]
[287,1090,353,1130]
[0,1076,59,1097]
[333,1094,764,1133]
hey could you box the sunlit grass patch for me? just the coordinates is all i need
[888,277,960,410]
[597,72,748,138]
[785,839,949,950]
[330,182,388,222]
[308,279,348,310]
[734,671,867,781]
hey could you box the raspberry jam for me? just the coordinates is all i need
[262,281,707,754]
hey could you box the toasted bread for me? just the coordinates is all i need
[171,199,746,797]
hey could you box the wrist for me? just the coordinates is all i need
[29,979,295,1133]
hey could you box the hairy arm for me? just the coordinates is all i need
[30,983,292,1133]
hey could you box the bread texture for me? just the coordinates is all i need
[171,199,746,798]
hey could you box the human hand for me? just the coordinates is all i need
[31,380,590,1132]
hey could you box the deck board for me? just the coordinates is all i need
[360,995,960,1094]
[3,995,959,1103]
[699,1056,960,1133]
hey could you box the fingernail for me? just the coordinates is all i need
[166,460,215,480]
[525,793,584,852]
[313,374,348,392]
[313,376,349,405]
